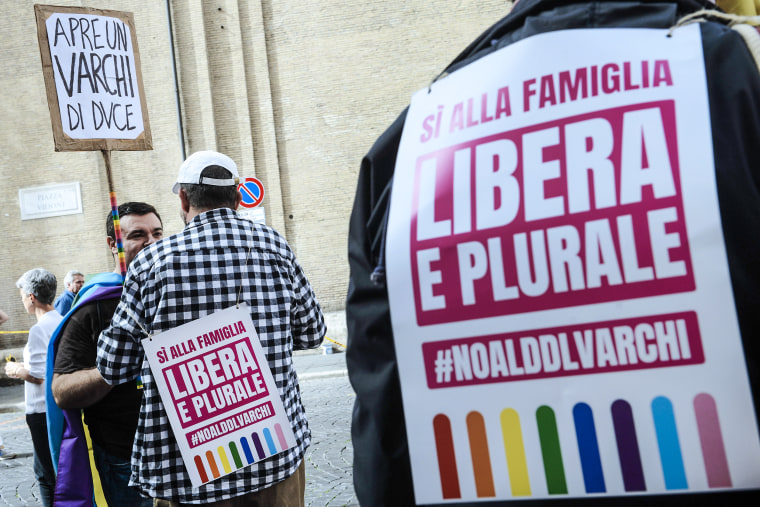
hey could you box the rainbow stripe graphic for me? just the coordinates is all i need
[192,422,289,483]
[432,393,730,499]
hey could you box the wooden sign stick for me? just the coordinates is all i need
[102,150,127,277]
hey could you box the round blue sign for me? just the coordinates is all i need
[238,178,265,208]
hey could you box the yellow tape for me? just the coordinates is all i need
[0,331,28,334]
[324,336,346,348]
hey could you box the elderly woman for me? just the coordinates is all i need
[5,269,63,507]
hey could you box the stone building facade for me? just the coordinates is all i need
[0,0,509,355]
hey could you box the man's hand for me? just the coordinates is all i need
[4,361,19,378]
[4,362,42,384]
[52,368,113,409]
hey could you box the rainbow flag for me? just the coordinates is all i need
[45,273,123,507]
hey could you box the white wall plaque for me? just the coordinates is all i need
[19,182,82,220]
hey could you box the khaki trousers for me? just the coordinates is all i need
[153,460,305,507]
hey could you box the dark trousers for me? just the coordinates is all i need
[26,412,55,507]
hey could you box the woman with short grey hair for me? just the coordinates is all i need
[5,268,63,506]
[16,268,58,305]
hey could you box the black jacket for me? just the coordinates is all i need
[346,1,760,504]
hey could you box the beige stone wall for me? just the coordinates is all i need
[0,0,510,348]
[259,0,509,311]
[0,0,183,350]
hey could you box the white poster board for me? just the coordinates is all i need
[34,4,152,151]
[386,26,760,503]
[142,304,295,487]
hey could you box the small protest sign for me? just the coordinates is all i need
[34,4,152,151]
[142,304,295,487]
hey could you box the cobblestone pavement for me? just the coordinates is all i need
[0,410,39,506]
[0,351,357,506]
[301,373,358,507]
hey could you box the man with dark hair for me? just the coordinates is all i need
[175,164,240,215]
[50,202,163,506]
[97,151,325,505]
[104,201,162,242]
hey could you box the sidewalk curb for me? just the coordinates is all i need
[0,402,24,414]
[300,369,348,381]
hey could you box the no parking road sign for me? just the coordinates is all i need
[238,177,264,208]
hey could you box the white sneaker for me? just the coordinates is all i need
[0,447,16,460]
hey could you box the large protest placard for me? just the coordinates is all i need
[142,304,296,487]
[34,4,151,151]
[386,25,760,503]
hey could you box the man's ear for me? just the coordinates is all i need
[106,236,117,255]
[179,187,191,214]
[233,190,242,210]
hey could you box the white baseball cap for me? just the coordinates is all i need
[172,150,240,194]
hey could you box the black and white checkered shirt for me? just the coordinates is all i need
[97,208,325,503]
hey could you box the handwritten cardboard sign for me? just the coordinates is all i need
[142,304,295,487]
[34,4,152,151]
[387,26,760,503]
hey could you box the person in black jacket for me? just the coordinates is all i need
[347,1,760,505]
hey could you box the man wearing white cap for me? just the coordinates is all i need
[97,151,326,505]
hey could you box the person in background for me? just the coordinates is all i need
[54,270,85,316]
[5,269,63,506]
[0,308,17,460]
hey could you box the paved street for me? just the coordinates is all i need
[0,351,357,506]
